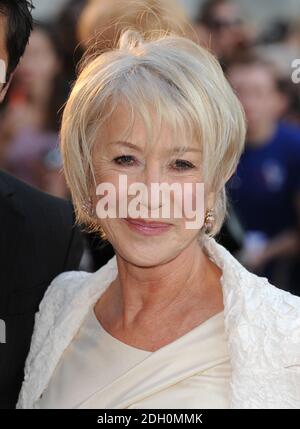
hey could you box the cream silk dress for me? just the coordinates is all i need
[36,306,231,409]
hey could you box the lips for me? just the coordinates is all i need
[123,217,172,236]
[125,218,172,227]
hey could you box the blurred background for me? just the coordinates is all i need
[1,0,300,295]
[31,0,300,26]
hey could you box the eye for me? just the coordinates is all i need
[113,155,137,166]
[171,159,196,171]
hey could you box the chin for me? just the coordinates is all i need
[115,243,177,268]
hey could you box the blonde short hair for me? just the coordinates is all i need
[61,30,246,239]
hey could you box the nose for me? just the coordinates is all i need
[143,162,163,187]
[139,164,164,211]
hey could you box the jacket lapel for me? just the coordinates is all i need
[0,173,25,315]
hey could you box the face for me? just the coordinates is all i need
[0,14,9,103]
[227,64,283,130]
[90,103,212,267]
[210,2,245,58]
[15,29,60,87]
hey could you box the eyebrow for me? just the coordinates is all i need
[109,141,202,154]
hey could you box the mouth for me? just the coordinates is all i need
[122,217,173,236]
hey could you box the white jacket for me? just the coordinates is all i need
[17,235,300,409]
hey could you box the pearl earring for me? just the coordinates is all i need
[204,209,215,233]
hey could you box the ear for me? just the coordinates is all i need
[0,71,15,103]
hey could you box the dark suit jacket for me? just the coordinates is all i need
[0,171,83,409]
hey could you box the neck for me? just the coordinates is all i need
[101,237,222,329]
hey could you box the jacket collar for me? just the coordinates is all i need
[0,170,15,198]
[0,170,26,218]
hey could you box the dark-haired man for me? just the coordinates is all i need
[0,0,84,408]
[195,0,252,71]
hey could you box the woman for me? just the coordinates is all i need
[17,30,300,409]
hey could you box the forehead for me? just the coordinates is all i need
[103,104,153,138]
[214,2,241,19]
[98,103,196,153]
[228,65,275,89]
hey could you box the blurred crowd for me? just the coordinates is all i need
[1,0,300,295]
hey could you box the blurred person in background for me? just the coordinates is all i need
[272,73,300,126]
[256,17,300,79]
[55,0,87,83]
[0,23,69,197]
[0,0,83,409]
[77,0,193,52]
[227,55,300,294]
[254,17,300,126]
[194,0,255,71]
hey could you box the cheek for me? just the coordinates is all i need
[93,157,120,188]
[184,185,205,229]
[187,184,203,209]
[90,158,118,207]
[42,59,59,78]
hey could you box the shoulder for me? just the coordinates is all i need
[246,269,300,328]
[0,169,74,223]
[19,271,92,394]
[226,262,300,408]
[209,236,300,358]
[277,122,300,152]
[16,270,92,409]
[25,255,116,360]
[0,170,83,270]
[32,270,92,347]
[228,251,300,365]
[17,257,117,408]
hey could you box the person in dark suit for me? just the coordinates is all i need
[0,1,84,408]
[0,171,83,408]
